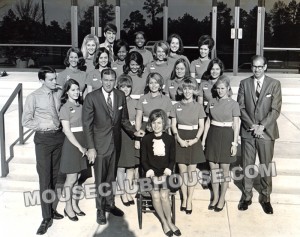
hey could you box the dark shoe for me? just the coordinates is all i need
[173,229,182,236]
[214,202,225,212]
[238,200,252,211]
[180,206,186,212]
[164,230,173,236]
[128,199,135,205]
[64,209,78,221]
[208,204,216,210]
[36,219,53,235]
[108,205,124,217]
[97,209,107,225]
[185,209,192,215]
[121,196,130,207]
[52,210,64,219]
[74,210,86,216]
[260,202,273,214]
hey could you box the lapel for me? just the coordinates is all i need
[249,76,256,104]
[98,87,110,117]
[112,89,118,123]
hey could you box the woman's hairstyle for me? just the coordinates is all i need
[116,74,133,89]
[144,72,164,94]
[167,33,184,55]
[198,35,215,50]
[123,51,144,77]
[134,31,146,43]
[64,47,85,67]
[60,79,81,105]
[38,66,56,81]
[93,47,111,69]
[146,109,169,132]
[113,39,130,57]
[152,40,170,61]
[203,58,225,80]
[177,77,200,97]
[170,58,190,80]
[81,34,99,59]
[214,75,233,97]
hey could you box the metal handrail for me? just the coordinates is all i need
[0,44,71,47]
[0,83,24,177]
[264,47,300,51]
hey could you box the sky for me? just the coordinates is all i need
[0,0,297,27]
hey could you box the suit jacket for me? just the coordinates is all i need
[82,87,136,157]
[237,75,282,140]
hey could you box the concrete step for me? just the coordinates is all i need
[0,179,39,192]
[7,163,38,182]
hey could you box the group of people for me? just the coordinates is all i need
[22,23,282,236]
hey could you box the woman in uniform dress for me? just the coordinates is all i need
[170,77,206,214]
[201,76,240,212]
[111,39,129,79]
[129,31,153,66]
[59,79,87,221]
[164,58,190,103]
[86,47,111,93]
[167,33,190,68]
[81,34,99,73]
[145,41,174,85]
[123,51,148,100]
[116,74,139,206]
[57,48,86,100]
[198,58,229,108]
[190,35,214,81]
[135,72,173,150]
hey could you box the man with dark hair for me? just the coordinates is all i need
[100,23,117,62]
[83,68,144,225]
[237,55,282,214]
[22,66,65,235]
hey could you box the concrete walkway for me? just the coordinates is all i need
[0,71,300,237]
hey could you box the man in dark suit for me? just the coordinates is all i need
[237,55,282,214]
[82,68,144,225]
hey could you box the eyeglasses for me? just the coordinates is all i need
[252,65,264,70]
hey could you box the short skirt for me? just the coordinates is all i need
[205,125,236,164]
[176,129,206,165]
[60,131,87,174]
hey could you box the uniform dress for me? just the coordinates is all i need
[145,60,174,86]
[199,78,218,107]
[136,93,173,130]
[57,68,87,93]
[111,60,125,79]
[168,54,190,68]
[86,69,102,91]
[84,57,95,74]
[59,101,87,174]
[130,47,153,66]
[170,101,206,164]
[205,97,240,163]
[164,77,184,102]
[118,97,139,168]
[126,71,148,100]
[190,58,210,81]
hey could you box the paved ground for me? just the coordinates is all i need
[0,71,300,237]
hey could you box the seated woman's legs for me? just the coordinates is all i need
[125,168,135,203]
[117,167,129,205]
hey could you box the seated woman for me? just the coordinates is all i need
[141,109,181,237]
[201,76,240,212]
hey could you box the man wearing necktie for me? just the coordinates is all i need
[237,55,282,214]
[22,66,65,235]
[82,68,145,225]
[99,23,117,62]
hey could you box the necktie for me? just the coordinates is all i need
[107,92,113,118]
[49,92,60,127]
[256,80,261,101]
[107,44,114,62]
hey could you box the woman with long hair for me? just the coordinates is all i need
[81,34,99,73]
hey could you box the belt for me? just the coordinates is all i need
[36,129,62,134]
[143,116,149,122]
[130,94,142,100]
[71,126,83,132]
[178,124,198,130]
[211,120,233,127]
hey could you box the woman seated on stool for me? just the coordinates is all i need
[141,109,181,236]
